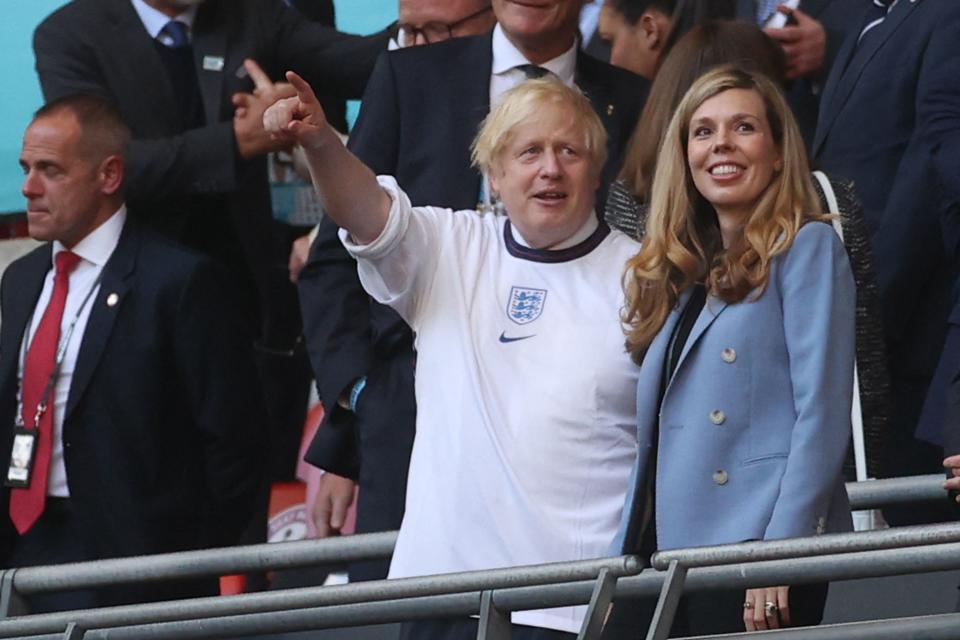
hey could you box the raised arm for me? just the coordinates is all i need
[264,72,391,244]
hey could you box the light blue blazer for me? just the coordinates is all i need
[612,222,856,553]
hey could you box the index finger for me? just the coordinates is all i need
[944,454,960,469]
[286,70,319,104]
[244,58,273,92]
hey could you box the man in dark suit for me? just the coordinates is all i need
[1,95,267,612]
[297,0,648,581]
[33,0,388,477]
[736,0,862,148]
[814,0,960,524]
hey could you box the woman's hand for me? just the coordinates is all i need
[743,585,791,631]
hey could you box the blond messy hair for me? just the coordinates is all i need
[623,65,825,360]
[470,77,608,178]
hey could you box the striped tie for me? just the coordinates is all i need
[858,0,899,45]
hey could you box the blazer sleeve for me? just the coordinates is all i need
[33,15,241,201]
[173,259,269,547]
[765,223,856,540]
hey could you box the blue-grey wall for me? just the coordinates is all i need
[0,0,393,214]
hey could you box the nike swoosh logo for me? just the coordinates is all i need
[499,331,535,343]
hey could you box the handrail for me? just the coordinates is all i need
[650,521,960,570]
[684,612,960,639]
[845,474,947,510]
[0,556,642,638]
[9,532,397,594]
[6,474,949,597]
[9,541,960,640]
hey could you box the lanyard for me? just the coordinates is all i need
[15,269,105,430]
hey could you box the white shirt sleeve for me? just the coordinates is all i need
[338,175,449,327]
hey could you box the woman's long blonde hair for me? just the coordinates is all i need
[623,65,824,360]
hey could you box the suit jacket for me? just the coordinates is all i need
[814,0,959,386]
[300,31,649,478]
[612,223,855,553]
[0,222,267,567]
[736,0,863,150]
[33,0,387,332]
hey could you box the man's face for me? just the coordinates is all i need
[489,103,599,249]
[493,0,584,62]
[20,112,114,248]
[398,0,495,46]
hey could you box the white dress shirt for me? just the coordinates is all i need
[130,0,198,44]
[489,24,578,106]
[18,208,126,497]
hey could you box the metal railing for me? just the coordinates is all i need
[0,474,953,640]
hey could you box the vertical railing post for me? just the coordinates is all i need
[477,590,512,640]
[645,560,687,640]
[0,570,28,618]
[577,568,617,640]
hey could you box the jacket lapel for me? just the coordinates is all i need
[635,290,689,431]
[193,0,228,126]
[575,52,618,142]
[0,248,52,405]
[66,224,138,417]
[452,34,493,202]
[814,1,916,155]
[662,293,729,398]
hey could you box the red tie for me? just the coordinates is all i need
[10,250,82,534]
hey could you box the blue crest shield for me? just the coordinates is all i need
[506,287,547,325]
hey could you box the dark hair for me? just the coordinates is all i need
[660,0,736,53]
[619,20,786,202]
[34,94,131,161]
[607,0,678,25]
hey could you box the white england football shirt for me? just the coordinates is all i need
[341,177,640,633]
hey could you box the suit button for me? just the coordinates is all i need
[710,409,726,425]
[713,470,729,485]
[721,347,737,363]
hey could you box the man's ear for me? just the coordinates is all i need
[641,9,670,52]
[99,155,125,196]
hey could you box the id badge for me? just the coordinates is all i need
[5,427,37,488]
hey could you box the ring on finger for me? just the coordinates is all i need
[764,601,779,616]
[743,602,755,610]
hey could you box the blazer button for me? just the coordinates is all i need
[713,470,729,485]
[721,347,737,363]
[710,409,726,425]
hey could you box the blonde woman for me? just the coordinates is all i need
[607,66,855,636]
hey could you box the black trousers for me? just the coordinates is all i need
[602,582,828,639]
[7,498,217,614]
[399,618,575,640]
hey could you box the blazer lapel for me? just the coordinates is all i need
[663,293,730,397]
[66,224,137,417]
[814,1,916,155]
[104,0,180,124]
[451,34,493,202]
[635,290,689,430]
[0,248,52,403]
[192,0,228,126]
[575,53,619,142]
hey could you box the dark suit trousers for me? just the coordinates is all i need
[8,499,217,613]
[350,349,417,582]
